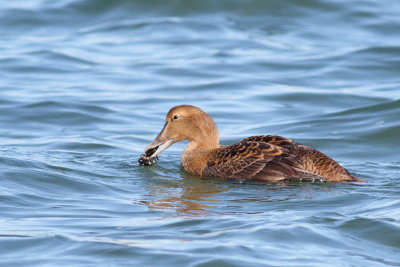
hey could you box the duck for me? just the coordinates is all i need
[139,105,363,183]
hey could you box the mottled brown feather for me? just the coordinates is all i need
[203,140,300,181]
[202,135,362,182]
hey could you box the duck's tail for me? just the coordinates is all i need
[349,174,365,183]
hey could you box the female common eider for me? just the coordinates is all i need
[138,105,363,183]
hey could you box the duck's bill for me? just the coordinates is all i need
[144,138,174,158]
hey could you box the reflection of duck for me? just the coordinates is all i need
[141,105,363,183]
[144,179,225,215]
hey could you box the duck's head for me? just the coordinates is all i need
[144,105,219,158]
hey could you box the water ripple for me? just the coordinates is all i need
[1,0,400,266]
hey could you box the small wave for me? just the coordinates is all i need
[27,50,99,66]
[20,100,113,114]
[337,217,400,248]
[2,100,117,127]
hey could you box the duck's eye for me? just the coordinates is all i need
[173,115,179,120]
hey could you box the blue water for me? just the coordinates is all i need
[1,0,400,266]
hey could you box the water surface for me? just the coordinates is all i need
[1,0,400,266]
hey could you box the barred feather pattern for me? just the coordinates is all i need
[202,135,360,182]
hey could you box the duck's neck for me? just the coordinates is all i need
[182,140,219,176]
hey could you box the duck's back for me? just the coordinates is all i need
[202,135,362,182]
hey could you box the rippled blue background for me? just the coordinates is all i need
[1,0,399,266]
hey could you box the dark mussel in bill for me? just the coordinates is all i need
[137,146,159,166]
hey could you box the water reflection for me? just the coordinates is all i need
[140,174,339,216]
[143,177,226,215]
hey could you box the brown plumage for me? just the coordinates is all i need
[140,105,364,183]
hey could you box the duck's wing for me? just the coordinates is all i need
[239,135,360,182]
[241,135,296,147]
[202,140,327,182]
